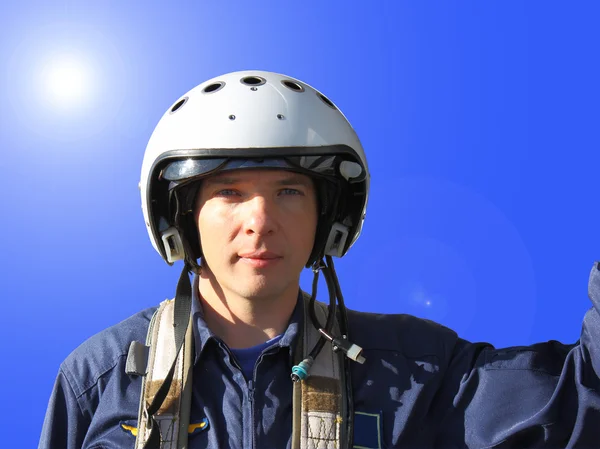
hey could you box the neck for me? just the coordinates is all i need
[197,268,298,349]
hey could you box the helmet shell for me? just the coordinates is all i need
[140,70,370,264]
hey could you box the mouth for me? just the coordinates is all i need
[237,251,281,260]
[237,251,282,268]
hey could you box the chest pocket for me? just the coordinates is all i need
[353,411,383,449]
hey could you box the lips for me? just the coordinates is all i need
[238,251,281,260]
[237,251,282,268]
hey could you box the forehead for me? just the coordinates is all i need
[202,168,314,187]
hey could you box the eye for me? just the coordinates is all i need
[214,189,239,197]
[280,188,303,196]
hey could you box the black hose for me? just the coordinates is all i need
[307,259,337,360]
[325,255,354,449]
[325,256,348,336]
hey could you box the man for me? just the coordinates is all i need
[40,70,600,448]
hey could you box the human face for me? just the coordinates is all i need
[195,169,318,301]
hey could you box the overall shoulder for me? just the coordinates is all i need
[346,307,459,359]
[60,306,158,397]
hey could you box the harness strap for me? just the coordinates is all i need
[132,299,194,449]
[128,292,346,449]
[292,292,345,449]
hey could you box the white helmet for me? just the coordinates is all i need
[140,70,370,268]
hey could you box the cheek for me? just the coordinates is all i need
[285,202,318,243]
[197,207,234,252]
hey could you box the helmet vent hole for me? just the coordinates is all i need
[170,97,188,114]
[281,80,304,92]
[317,93,336,110]
[203,82,225,93]
[241,76,266,86]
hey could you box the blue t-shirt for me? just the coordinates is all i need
[230,334,283,380]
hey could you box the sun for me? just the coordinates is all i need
[40,54,92,109]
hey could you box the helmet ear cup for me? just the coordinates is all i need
[172,183,203,262]
[182,212,202,261]
[306,178,343,267]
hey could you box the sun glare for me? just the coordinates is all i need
[41,55,91,109]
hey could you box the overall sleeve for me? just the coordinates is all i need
[434,262,600,448]
[39,368,90,449]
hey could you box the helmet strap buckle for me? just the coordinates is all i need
[324,222,349,258]
[161,227,185,264]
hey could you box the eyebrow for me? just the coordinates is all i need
[205,174,313,188]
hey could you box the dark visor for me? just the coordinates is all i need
[160,155,358,183]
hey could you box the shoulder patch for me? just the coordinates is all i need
[353,411,382,449]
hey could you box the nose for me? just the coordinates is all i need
[242,195,278,237]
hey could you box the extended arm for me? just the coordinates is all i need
[433,262,600,447]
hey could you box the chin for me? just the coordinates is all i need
[235,280,287,300]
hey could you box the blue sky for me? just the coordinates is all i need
[1,2,599,446]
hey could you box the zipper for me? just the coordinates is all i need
[249,347,280,449]
[225,344,281,449]
[248,377,255,449]
[221,343,254,449]
[248,379,255,403]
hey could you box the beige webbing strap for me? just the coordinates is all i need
[135,293,344,449]
[135,299,194,449]
[291,292,345,449]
